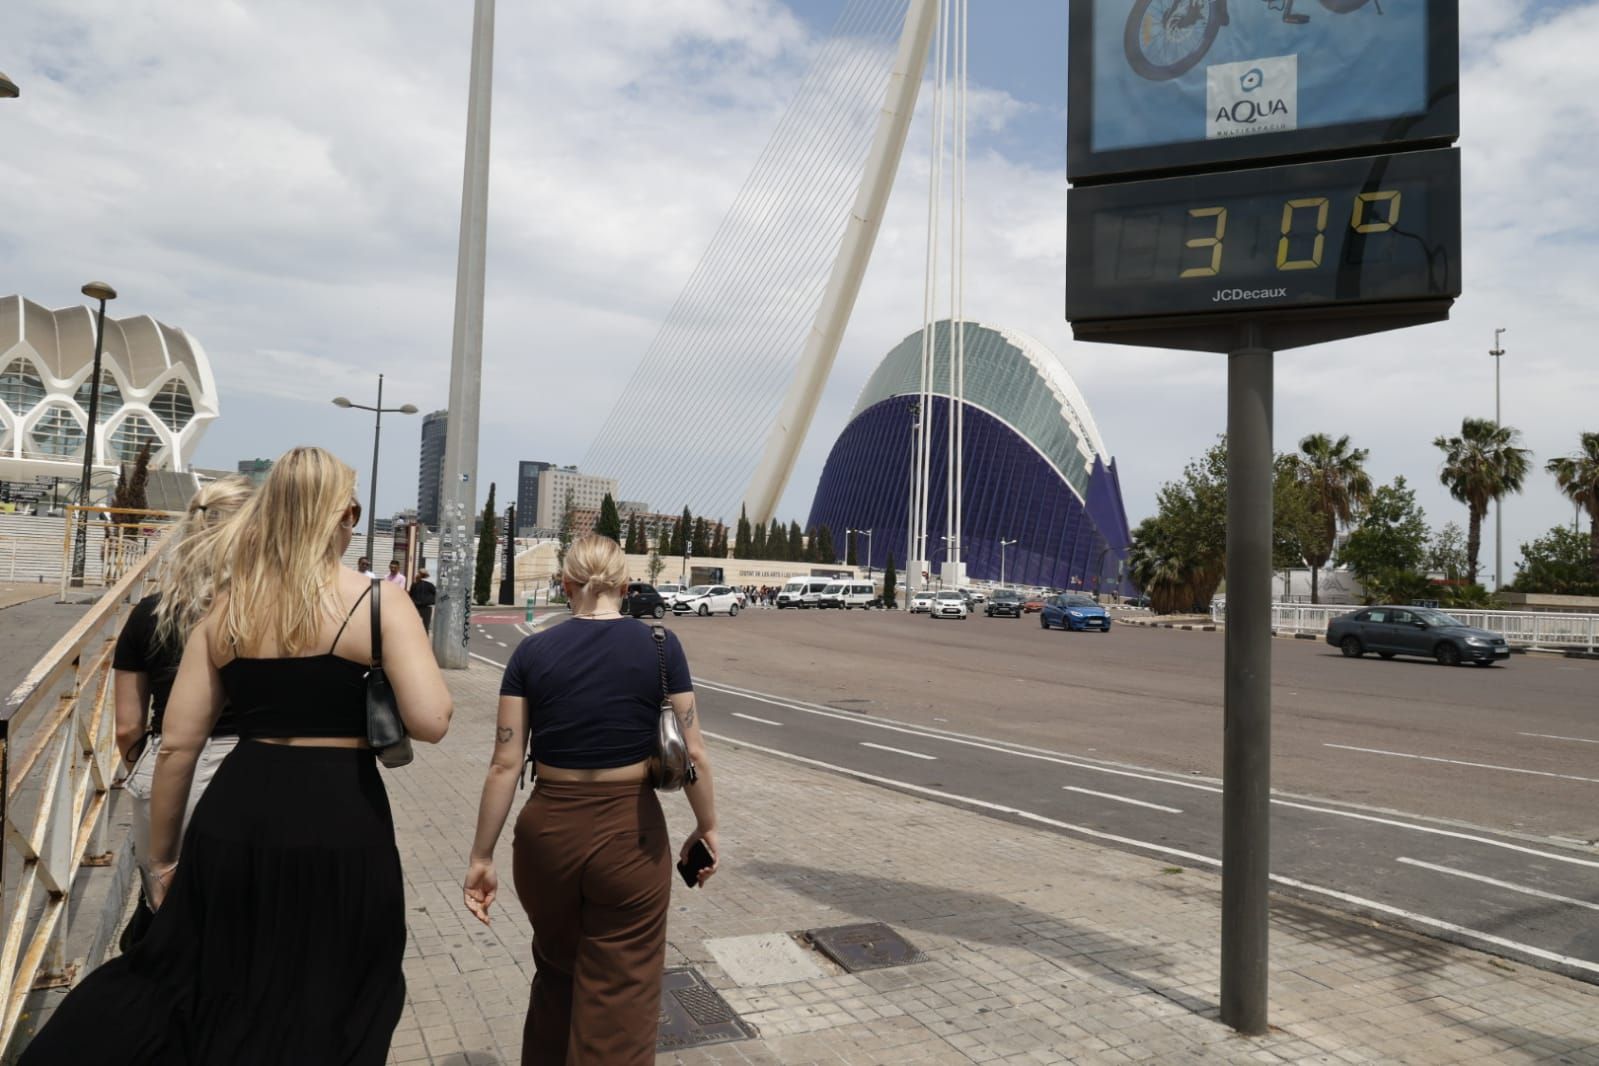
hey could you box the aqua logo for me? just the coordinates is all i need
[1240,68,1264,92]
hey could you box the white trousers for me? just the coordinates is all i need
[124,734,240,899]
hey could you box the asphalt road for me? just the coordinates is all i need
[466,604,1599,983]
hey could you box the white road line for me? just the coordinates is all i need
[1518,732,1599,745]
[470,652,506,669]
[494,640,508,647]
[860,742,936,761]
[1396,858,1599,913]
[698,679,1599,870]
[1325,743,1599,785]
[702,732,1599,979]
[731,712,783,727]
[1064,786,1182,814]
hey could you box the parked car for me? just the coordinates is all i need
[672,585,743,617]
[984,589,1023,618]
[819,581,880,609]
[655,583,684,603]
[1041,592,1111,632]
[909,591,935,614]
[621,582,668,619]
[1325,605,1509,666]
[930,589,969,620]
[777,577,832,609]
[1021,595,1045,614]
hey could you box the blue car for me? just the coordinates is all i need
[1040,592,1111,632]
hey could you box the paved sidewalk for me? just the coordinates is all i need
[383,662,1599,1065]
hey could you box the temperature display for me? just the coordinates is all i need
[1066,149,1460,323]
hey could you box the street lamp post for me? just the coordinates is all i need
[848,528,874,580]
[70,282,117,587]
[1489,327,1506,590]
[333,374,419,565]
[999,538,1017,587]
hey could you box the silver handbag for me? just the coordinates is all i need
[650,625,697,792]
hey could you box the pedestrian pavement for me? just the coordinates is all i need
[383,662,1599,1065]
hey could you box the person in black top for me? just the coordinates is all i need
[409,568,437,632]
[463,533,720,1065]
[112,475,253,946]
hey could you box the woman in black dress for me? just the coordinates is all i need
[21,446,453,1064]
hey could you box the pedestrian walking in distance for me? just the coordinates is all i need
[112,475,254,950]
[20,446,453,1065]
[464,533,720,1065]
[357,555,372,574]
[410,567,437,633]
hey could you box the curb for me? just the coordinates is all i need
[1120,617,1596,659]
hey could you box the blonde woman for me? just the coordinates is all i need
[113,475,252,948]
[464,533,720,1065]
[21,446,453,1065]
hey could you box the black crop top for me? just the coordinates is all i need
[220,587,372,739]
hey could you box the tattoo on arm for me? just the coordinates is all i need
[677,703,696,730]
[496,726,513,744]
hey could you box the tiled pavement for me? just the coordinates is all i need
[388,662,1599,1065]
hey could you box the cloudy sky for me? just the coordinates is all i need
[4,0,1594,585]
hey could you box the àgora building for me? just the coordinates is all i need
[807,320,1132,594]
[0,295,218,498]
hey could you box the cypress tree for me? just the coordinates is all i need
[680,506,693,555]
[711,522,727,558]
[767,519,786,560]
[787,520,804,562]
[846,530,857,566]
[596,492,623,542]
[882,553,898,609]
[735,505,752,559]
[815,525,836,564]
[473,483,498,605]
[752,519,768,558]
[691,516,710,558]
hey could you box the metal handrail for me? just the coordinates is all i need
[55,505,181,601]
[1,545,163,1053]
[1210,601,1599,653]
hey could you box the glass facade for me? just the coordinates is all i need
[73,370,123,423]
[150,379,195,431]
[0,358,45,415]
[28,405,85,459]
[109,413,163,462]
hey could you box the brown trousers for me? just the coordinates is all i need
[512,778,672,1066]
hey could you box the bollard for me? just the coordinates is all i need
[525,595,533,624]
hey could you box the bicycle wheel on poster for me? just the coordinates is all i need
[1124,0,1224,81]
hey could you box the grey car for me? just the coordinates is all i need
[1325,606,1510,667]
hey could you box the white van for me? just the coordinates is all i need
[818,581,878,609]
[776,577,832,609]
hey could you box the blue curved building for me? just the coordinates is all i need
[807,320,1131,593]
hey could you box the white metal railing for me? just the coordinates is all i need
[2,548,163,1054]
[1209,601,1599,653]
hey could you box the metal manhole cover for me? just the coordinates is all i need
[657,967,756,1051]
[804,922,926,972]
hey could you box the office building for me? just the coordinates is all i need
[517,460,554,536]
[535,466,617,531]
[417,409,447,528]
[236,458,273,486]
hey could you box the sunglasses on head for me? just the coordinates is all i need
[346,501,363,525]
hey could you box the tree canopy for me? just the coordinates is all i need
[1434,417,1532,587]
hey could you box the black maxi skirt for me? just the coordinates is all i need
[20,741,407,1065]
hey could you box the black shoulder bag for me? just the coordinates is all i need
[366,581,414,768]
[649,625,697,791]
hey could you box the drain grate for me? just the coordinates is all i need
[657,967,756,1051]
[805,922,926,972]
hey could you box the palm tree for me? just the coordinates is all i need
[1291,433,1373,604]
[1545,432,1599,583]
[1433,417,1532,588]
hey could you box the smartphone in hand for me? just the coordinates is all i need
[677,839,715,888]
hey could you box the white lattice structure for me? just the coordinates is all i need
[0,295,219,493]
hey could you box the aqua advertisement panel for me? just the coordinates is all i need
[1099,0,1425,151]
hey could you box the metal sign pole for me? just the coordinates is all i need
[1220,331,1273,1035]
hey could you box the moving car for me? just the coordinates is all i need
[909,591,935,614]
[1041,592,1110,632]
[655,583,684,602]
[776,577,832,608]
[621,582,668,619]
[1326,605,1510,666]
[930,589,969,620]
[672,585,743,617]
[818,581,879,609]
[984,589,1023,618]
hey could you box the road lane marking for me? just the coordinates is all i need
[703,732,1599,979]
[1325,743,1599,785]
[1064,786,1182,814]
[699,680,1599,870]
[470,652,507,669]
[1518,732,1599,745]
[731,712,783,727]
[1396,858,1599,912]
[860,742,936,761]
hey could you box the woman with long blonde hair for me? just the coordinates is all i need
[22,446,453,1065]
[113,474,252,948]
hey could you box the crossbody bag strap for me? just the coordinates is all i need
[651,624,669,704]
[369,579,383,669]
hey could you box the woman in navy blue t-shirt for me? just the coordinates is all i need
[464,533,720,1065]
